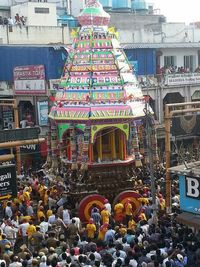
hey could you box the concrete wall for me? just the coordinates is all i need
[11,2,57,27]
[109,13,164,30]
[0,25,72,45]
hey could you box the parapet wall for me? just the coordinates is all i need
[0,25,72,45]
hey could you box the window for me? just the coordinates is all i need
[164,56,176,67]
[184,55,196,72]
[34,7,49,14]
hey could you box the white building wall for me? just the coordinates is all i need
[11,2,57,27]
[159,48,199,69]
[119,22,200,44]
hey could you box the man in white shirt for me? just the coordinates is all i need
[40,217,50,235]
[104,199,112,214]
[48,211,56,224]
[18,219,29,244]
[63,207,71,225]
[5,202,13,218]
[3,220,18,246]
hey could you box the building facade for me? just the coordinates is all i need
[1,1,200,127]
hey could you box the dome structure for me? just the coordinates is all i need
[77,0,110,27]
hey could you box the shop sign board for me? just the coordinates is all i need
[13,65,46,95]
[165,73,200,86]
[0,164,17,200]
[37,101,48,126]
[179,174,200,214]
[0,127,40,143]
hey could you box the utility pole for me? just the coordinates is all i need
[144,99,157,223]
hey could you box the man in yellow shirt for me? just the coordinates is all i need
[128,215,137,231]
[124,199,133,226]
[86,218,96,239]
[101,206,110,225]
[27,220,36,237]
[98,223,108,240]
[37,206,46,222]
[114,201,124,223]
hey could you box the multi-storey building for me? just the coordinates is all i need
[1,0,200,149]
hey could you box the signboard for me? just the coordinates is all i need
[37,101,48,126]
[2,106,14,129]
[165,73,200,86]
[179,174,200,214]
[14,65,46,95]
[49,79,60,91]
[20,144,39,153]
[0,165,17,199]
[0,127,40,143]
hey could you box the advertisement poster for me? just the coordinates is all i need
[13,65,46,95]
[37,101,48,126]
[0,165,17,199]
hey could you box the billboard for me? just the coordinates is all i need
[37,101,48,126]
[13,65,46,95]
[0,165,17,199]
[179,174,200,214]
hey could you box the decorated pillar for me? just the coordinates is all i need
[69,125,78,170]
[111,131,116,160]
[123,134,127,160]
[119,131,124,160]
[97,133,102,162]
[89,143,93,163]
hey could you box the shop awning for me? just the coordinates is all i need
[176,212,200,230]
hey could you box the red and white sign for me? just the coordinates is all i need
[14,65,46,95]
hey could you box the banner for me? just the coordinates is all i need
[14,65,46,95]
[37,101,48,126]
[0,165,17,199]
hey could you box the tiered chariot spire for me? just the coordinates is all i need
[48,0,158,198]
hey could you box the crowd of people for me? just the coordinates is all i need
[0,164,198,267]
[156,65,200,75]
[0,14,26,27]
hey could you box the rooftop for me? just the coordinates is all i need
[122,42,200,49]
[169,161,200,177]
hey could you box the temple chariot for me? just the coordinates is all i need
[47,0,158,220]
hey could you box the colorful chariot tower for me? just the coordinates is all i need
[49,0,158,200]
